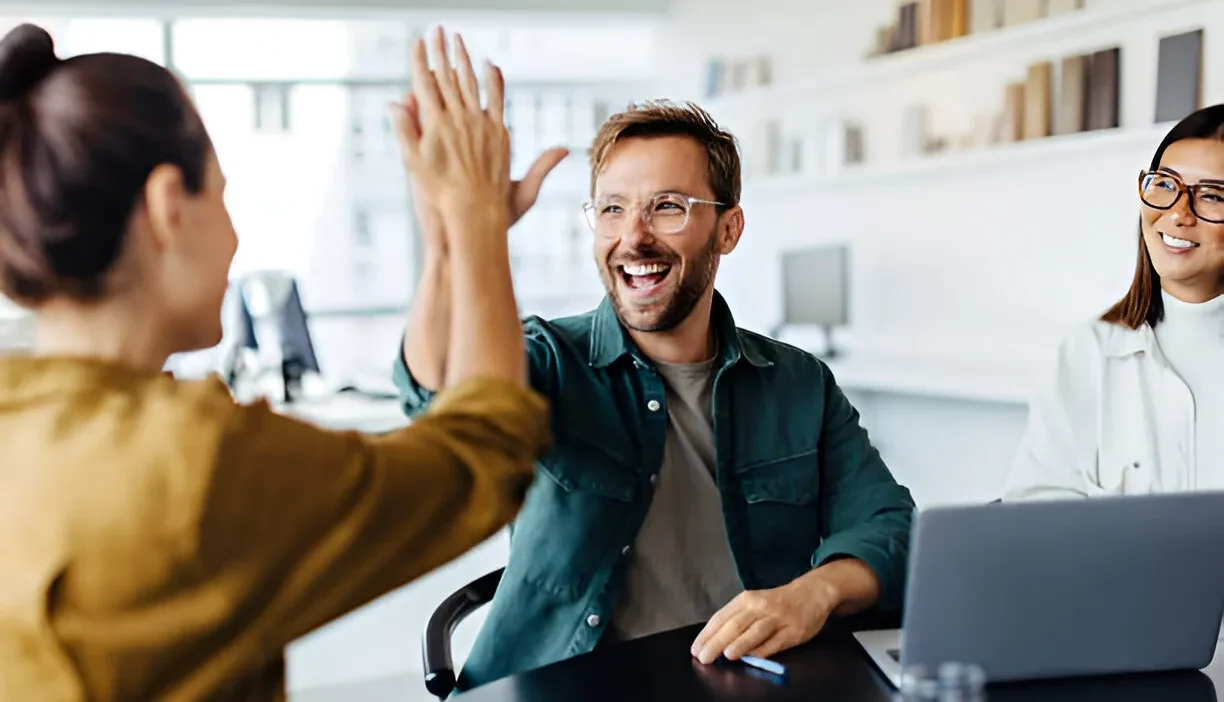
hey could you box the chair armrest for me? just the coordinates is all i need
[422,567,505,699]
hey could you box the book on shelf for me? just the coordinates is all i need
[898,2,919,50]
[970,0,1001,34]
[1001,81,1026,142]
[871,26,891,56]
[947,0,969,40]
[1154,29,1203,124]
[704,59,726,99]
[1055,54,1089,135]
[1086,47,1121,131]
[917,0,933,45]
[1001,0,1044,26]
[926,0,969,43]
[1022,61,1053,140]
[824,120,865,172]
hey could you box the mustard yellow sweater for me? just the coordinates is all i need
[0,356,548,701]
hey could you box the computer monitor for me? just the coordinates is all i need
[240,272,321,403]
[775,244,849,357]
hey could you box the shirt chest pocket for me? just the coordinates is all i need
[737,449,823,569]
[1096,367,1185,495]
[511,432,639,601]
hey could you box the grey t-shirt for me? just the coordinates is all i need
[605,356,744,643]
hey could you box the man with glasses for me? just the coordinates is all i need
[395,95,915,690]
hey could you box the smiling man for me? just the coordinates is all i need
[394,99,915,691]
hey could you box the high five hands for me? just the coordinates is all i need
[390,27,569,243]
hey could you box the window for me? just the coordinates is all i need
[0,18,166,64]
[349,86,403,163]
[171,15,651,317]
[172,18,409,81]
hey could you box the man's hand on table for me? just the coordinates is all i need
[690,558,881,664]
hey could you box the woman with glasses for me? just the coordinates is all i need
[0,24,548,700]
[1004,104,1224,500]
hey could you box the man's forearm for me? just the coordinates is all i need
[402,252,451,393]
[802,558,881,618]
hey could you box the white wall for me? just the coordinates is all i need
[652,0,1224,505]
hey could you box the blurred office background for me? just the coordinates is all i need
[0,0,1221,699]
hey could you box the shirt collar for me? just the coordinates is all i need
[587,290,772,370]
[1100,320,1159,359]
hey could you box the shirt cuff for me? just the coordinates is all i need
[811,531,908,613]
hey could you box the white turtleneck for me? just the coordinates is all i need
[1153,289,1224,490]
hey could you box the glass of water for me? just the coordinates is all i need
[898,662,986,701]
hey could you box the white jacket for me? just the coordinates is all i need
[1003,319,1197,500]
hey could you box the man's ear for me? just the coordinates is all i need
[717,206,745,255]
[141,164,187,253]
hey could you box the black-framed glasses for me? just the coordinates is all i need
[582,192,727,236]
[1138,169,1224,224]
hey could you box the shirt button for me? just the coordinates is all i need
[650,474,658,486]
[621,545,631,556]
[647,399,661,412]
[586,614,601,628]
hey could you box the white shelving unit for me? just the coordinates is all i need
[704,0,1224,408]
[704,0,1223,187]
[742,122,1172,196]
[707,0,1206,113]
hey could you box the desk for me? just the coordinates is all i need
[457,624,1220,702]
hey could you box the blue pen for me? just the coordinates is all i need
[739,654,788,678]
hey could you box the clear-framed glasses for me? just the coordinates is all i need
[582,192,727,236]
[1138,169,1224,224]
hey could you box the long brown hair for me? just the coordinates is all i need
[1101,105,1224,329]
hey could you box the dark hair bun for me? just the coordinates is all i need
[0,24,58,101]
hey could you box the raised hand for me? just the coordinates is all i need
[394,28,510,221]
[392,34,567,238]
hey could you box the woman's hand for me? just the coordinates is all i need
[395,28,510,223]
[391,39,568,249]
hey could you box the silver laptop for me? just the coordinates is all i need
[856,492,1224,686]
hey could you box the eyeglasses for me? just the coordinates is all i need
[1138,169,1224,224]
[582,192,727,236]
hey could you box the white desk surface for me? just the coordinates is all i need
[822,353,1036,406]
[273,353,1036,419]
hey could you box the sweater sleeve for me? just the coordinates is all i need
[194,377,550,651]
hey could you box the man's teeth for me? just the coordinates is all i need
[623,263,670,276]
[1162,233,1197,249]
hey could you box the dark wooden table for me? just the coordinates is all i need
[456,623,1221,702]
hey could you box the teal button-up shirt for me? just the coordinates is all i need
[393,292,915,691]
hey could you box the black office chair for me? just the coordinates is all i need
[422,567,504,699]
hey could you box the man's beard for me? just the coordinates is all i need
[601,230,719,333]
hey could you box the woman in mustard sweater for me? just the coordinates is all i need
[0,23,546,701]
